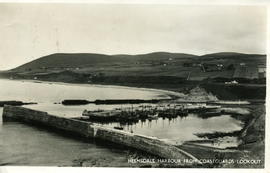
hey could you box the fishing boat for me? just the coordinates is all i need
[184,104,221,113]
[113,126,124,130]
[197,110,221,119]
[148,113,159,120]
[82,109,121,121]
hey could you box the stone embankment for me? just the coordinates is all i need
[2,105,201,166]
[0,101,37,107]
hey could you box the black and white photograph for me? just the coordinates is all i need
[0,2,268,170]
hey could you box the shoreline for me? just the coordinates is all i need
[1,78,265,103]
[4,78,185,100]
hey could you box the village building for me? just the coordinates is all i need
[258,64,266,78]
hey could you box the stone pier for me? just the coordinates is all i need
[2,105,201,166]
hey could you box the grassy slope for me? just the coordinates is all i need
[12,52,196,72]
[9,52,265,78]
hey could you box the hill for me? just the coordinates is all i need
[200,52,266,62]
[12,52,197,72]
[2,51,265,81]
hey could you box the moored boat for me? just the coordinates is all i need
[82,109,121,121]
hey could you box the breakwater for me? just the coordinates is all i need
[62,99,163,105]
[2,105,201,166]
[0,100,37,107]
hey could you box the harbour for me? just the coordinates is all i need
[0,79,261,167]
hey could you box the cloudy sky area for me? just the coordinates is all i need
[0,4,267,70]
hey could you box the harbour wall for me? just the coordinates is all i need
[2,105,201,166]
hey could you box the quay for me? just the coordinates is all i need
[0,100,37,107]
[80,104,250,123]
[2,105,201,166]
[61,99,163,105]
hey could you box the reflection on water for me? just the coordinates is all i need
[99,114,243,145]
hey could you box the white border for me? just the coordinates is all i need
[0,1,269,173]
[0,0,268,5]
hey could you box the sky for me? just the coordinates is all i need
[0,3,267,70]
